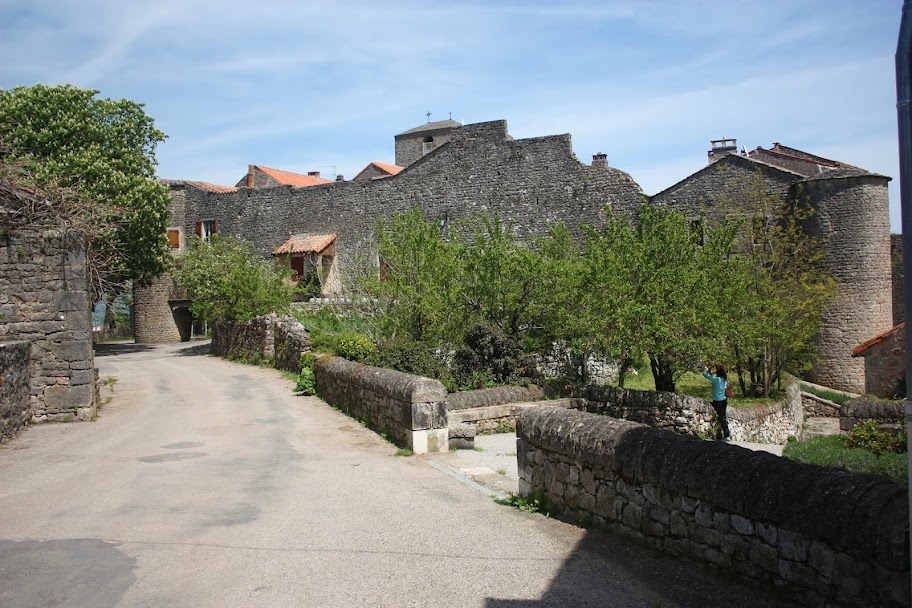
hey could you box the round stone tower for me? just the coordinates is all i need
[797,172,893,392]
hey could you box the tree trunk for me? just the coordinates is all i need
[650,356,676,393]
[617,357,632,388]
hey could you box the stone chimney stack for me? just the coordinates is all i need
[307,171,321,178]
[707,138,738,164]
[246,165,255,188]
[592,152,608,170]
[335,174,345,182]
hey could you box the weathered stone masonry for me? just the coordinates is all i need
[0,230,97,423]
[518,406,909,608]
[0,341,31,441]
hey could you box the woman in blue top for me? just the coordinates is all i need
[702,363,731,441]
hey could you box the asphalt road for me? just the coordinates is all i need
[0,341,798,607]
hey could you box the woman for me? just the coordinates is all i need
[702,363,731,442]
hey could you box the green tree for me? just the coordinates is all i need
[174,235,294,321]
[363,208,460,344]
[0,84,170,294]
[716,175,837,397]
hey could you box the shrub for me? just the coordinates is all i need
[367,336,448,377]
[334,331,375,362]
[454,321,528,387]
[844,420,906,455]
[294,367,316,395]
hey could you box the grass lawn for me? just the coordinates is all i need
[782,435,907,485]
[618,370,779,409]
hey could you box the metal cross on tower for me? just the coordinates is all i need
[426,111,431,123]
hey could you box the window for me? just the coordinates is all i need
[195,220,217,242]
[167,229,181,250]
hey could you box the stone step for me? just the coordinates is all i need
[804,416,840,439]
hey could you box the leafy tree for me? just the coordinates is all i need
[362,208,460,344]
[0,84,170,295]
[174,235,294,321]
[716,175,837,396]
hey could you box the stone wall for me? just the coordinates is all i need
[839,397,905,432]
[801,392,841,418]
[445,385,545,411]
[858,326,906,399]
[892,234,904,325]
[0,341,31,441]
[576,383,803,444]
[0,230,97,422]
[314,356,448,453]
[210,314,310,373]
[517,406,909,607]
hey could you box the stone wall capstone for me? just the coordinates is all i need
[0,230,97,422]
[314,356,448,453]
[517,406,909,607]
[0,341,31,441]
[445,385,545,411]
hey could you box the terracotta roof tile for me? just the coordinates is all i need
[273,233,336,255]
[256,166,333,187]
[370,161,404,176]
[852,322,905,357]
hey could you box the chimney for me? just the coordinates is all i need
[307,171,321,178]
[708,138,737,164]
[335,174,345,182]
[592,152,608,170]
[246,165,255,188]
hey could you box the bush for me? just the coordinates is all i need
[844,420,906,455]
[454,321,528,387]
[334,331,375,362]
[783,433,908,485]
[295,367,316,395]
[366,337,456,390]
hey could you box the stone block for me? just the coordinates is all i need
[408,428,448,454]
[808,540,836,582]
[748,539,779,573]
[730,514,754,536]
[778,529,808,562]
[43,383,93,413]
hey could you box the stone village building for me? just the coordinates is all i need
[136,119,894,394]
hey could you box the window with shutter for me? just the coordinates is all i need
[167,229,181,250]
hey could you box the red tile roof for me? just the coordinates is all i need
[256,166,333,187]
[852,322,905,357]
[273,233,336,255]
[370,161,403,176]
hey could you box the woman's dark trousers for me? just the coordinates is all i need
[712,399,730,439]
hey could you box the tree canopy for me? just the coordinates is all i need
[0,84,171,295]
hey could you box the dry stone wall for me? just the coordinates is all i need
[0,341,31,441]
[0,230,97,422]
[314,356,448,453]
[517,406,909,607]
[210,314,310,373]
[839,397,905,432]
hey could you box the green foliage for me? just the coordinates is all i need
[495,492,557,516]
[454,321,528,387]
[844,420,907,455]
[333,331,375,362]
[716,173,837,397]
[365,336,453,387]
[174,235,293,321]
[783,433,907,485]
[294,367,316,395]
[296,263,323,301]
[0,84,171,293]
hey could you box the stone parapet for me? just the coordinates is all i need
[839,397,905,432]
[210,314,310,373]
[517,406,909,607]
[314,356,448,453]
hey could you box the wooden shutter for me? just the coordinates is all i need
[167,230,180,249]
[195,222,202,238]
[210,220,217,234]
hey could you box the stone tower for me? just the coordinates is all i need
[394,118,462,167]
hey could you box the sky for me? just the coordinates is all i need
[0,0,906,230]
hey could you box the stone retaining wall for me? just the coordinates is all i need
[577,382,803,443]
[314,356,448,453]
[801,392,842,418]
[839,397,905,432]
[210,314,310,372]
[0,341,31,441]
[0,230,97,422]
[517,406,909,607]
[445,385,545,411]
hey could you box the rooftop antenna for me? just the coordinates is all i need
[449,112,452,120]
[426,111,431,123]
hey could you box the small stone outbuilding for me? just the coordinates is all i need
[852,322,906,399]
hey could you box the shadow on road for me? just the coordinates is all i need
[173,342,211,357]
[94,342,156,357]
[484,526,797,607]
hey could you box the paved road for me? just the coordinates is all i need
[0,341,798,607]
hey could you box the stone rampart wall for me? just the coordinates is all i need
[577,382,802,443]
[210,314,310,372]
[314,356,448,453]
[0,341,31,441]
[0,230,96,422]
[517,406,909,607]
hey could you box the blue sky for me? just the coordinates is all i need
[0,1,905,230]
